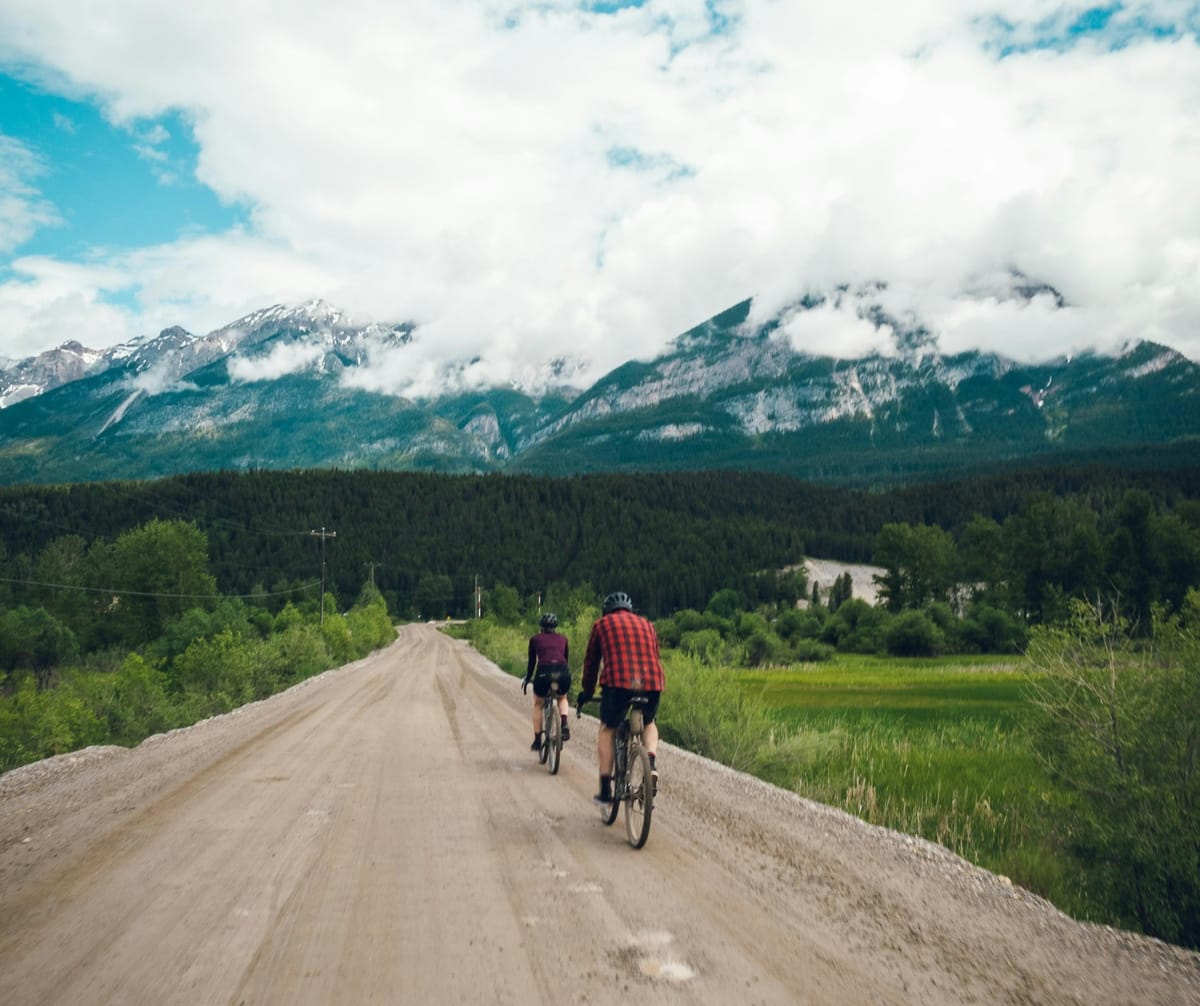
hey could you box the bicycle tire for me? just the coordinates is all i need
[600,732,620,825]
[546,705,562,775]
[624,743,653,848]
[538,702,550,765]
[599,788,619,825]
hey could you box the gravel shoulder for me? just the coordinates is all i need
[2,624,1198,1005]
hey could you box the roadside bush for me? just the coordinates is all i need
[346,599,397,657]
[150,599,256,665]
[0,677,104,771]
[170,630,255,714]
[655,652,775,772]
[262,624,330,687]
[320,612,354,665]
[72,653,175,743]
[1026,594,1200,948]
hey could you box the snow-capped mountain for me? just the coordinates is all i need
[0,294,1196,487]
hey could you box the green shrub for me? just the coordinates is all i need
[884,610,946,657]
[0,677,105,771]
[1026,594,1200,948]
[787,637,835,662]
[72,653,175,743]
[743,630,782,667]
[319,613,354,665]
[655,652,775,772]
[170,630,255,714]
[679,628,723,663]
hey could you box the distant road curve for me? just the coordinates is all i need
[1,624,1197,1005]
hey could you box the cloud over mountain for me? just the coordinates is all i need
[0,1,1198,378]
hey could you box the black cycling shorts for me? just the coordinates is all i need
[532,664,572,698]
[599,687,661,729]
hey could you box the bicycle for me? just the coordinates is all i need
[577,694,654,848]
[537,678,565,775]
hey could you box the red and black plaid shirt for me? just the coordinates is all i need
[582,609,665,694]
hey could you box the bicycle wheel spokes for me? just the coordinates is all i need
[624,745,653,848]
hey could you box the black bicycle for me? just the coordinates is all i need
[538,678,564,775]
[578,694,654,848]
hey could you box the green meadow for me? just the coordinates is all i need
[737,656,1082,912]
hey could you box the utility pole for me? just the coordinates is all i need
[475,573,482,620]
[364,560,382,587]
[310,527,337,625]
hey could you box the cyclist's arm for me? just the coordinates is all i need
[526,638,537,679]
[581,624,602,696]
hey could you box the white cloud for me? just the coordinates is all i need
[227,340,325,382]
[0,0,1198,379]
[773,299,896,359]
[0,257,132,359]
[0,135,61,256]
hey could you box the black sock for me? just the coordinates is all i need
[648,753,656,769]
[599,774,612,797]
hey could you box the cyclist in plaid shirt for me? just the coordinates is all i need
[579,591,664,804]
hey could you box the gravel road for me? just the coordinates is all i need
[1,624,1197,1005]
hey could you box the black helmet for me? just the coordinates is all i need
[539,612,558,630]
[602,591,633,614]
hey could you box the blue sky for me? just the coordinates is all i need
[0,1,1198,389]
[0,74,244,263]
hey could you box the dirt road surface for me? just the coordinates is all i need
[2,625,1197,1005]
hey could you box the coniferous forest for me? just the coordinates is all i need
[2,464,1198,624]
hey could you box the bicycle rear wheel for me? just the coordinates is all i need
[624,744,653,848]
[538,703,550,765]
[546,706,562,775]
[599,788,619,825]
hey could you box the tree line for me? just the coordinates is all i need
[1,463,1197,623]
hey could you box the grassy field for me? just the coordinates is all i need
[740,655,1093,918]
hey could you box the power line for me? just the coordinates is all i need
[0,576,319,600]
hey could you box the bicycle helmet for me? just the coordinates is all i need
[602,591,633,614]
[539,612,558,630]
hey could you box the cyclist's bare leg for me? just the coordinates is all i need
[557,694,570,718]
[643,720,658,758]
[531,696,545,734]
[597,724,615,776]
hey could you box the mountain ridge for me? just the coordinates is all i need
[1,293,1197,487]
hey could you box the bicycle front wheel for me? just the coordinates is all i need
[546,707,562,775]
[624,744,653,848]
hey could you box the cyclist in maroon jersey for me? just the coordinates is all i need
[578,591,664,804]
[523,612,572,750]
